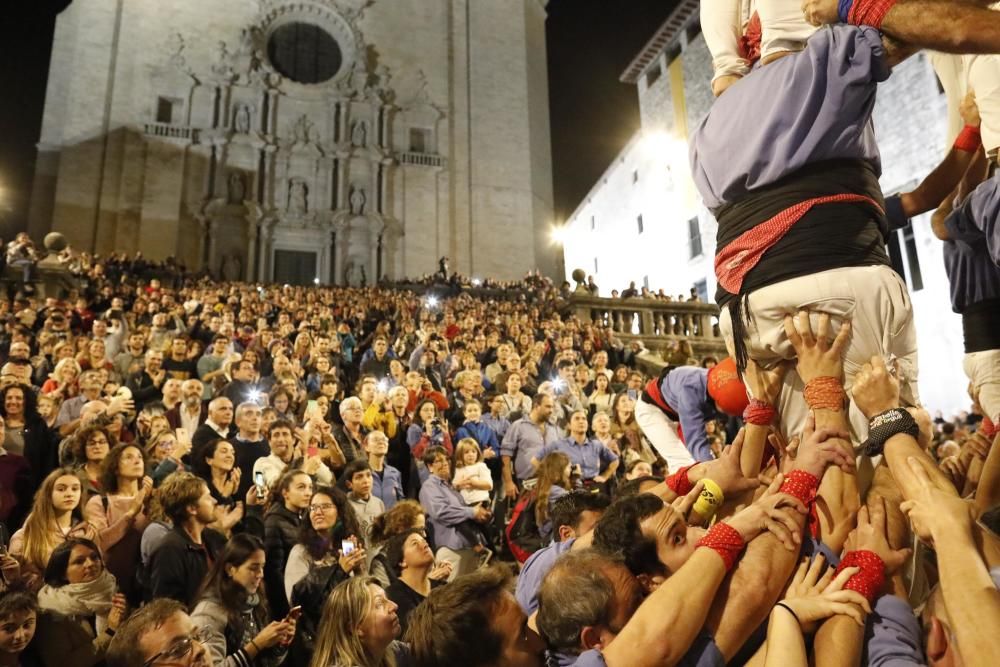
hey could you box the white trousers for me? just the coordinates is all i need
[634,399,696,473]
[701,0,818,81]
[719,265,919,447]
[435,547,479,582]
[964,349,1000,422]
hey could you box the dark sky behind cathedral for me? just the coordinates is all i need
[0,0,674,235]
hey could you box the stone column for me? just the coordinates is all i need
[207,219,219,277]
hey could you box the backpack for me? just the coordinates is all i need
[504,489,543,563]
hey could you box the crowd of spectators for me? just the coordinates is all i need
[0,234,992,667]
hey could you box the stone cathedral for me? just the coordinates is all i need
[29,0,555,284]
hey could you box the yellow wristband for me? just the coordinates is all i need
[693,478,724,518]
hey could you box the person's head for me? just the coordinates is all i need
[422,446,451,481]
[159,471,217,527]
[343,459,374,499]
[625,460,653,480]
[198,439,235,476]
[364,430,389,460]
[304,485,362,546]
[312,577,400,667]
[593,493,705,591]
[538,451,571,491]
[504,373,522,394]
[43,537,105,587]
[372,337,389,358]
[415,399,438,426]
[0,384,33,420]
[549,490,611,543]
[385,529,435,578]
[705,358,749,416]
[36,394,57,421]
[207,397,234,427]
[370,499,426,546]
[169,337,188,360]
[267,418,295,461]
[100,443,147,493]
[339,396,364,425]
[488,393,505,416]
[72,424,114,465]
[591,412,611,437]
[611,393,634,425]
[232,359,255,382]
[593,373,610,394]
[144,349,164,374]
[530,392,554,423]
[201,533,266,607]
[359,379,377,405]
[568,410,589,437]
[273,470,313,511]
[406,565,544,667]
[454,438,482,468]
[181,379,203,407]
[106,599,210,667]
[235,401,262,437]
[146,429,179,463]
[0,591,38,657]
[462,398,482,423]
[536,549,644,656]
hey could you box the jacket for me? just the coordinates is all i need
[190,597,285,667]
[288,563,351,667]
[147,525,225,606]
[263,504,302,618]
[455,421,501,457]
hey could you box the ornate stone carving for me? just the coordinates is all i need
[350,119,367,147]
[288,179,309,213]
[349,186,366,215]
[227,172,246,204]
[233,103,253,133]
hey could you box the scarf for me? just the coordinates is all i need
[37,570,117,620]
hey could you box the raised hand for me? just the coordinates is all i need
[844,496,911,575]
[783,311,851,384]
[429,560,454,581]
[792,413,855,479]
[850,356,900,419]
[744,358,790,406]
[780,555,871,628]
[726,474,808,550]
[900,457,976,544]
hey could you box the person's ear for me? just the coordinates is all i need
[926,617,949,661]
[580,625,604,651]
[557,525,575,542]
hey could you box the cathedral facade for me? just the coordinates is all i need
[29,0,555,284]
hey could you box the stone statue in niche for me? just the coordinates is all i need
[291,115,315,145]
[351,120,367,148]
[212,41,235,79]
[221,252,243,282]
[234,104,251,134]
[289,180,308,214]
[349,186,366,216]
[227,173,246,204]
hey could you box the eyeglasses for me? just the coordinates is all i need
[310,503,335,513]
[142,629,203,667]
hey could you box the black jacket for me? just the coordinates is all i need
[147,525,225,606]
[263,504,302,618]
[288,563,351,667]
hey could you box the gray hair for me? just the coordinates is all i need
[536,549,618,653]
[339,396,362,415]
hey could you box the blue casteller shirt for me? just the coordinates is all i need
[455,420,501,456]
[658,367,716,462]
[538,436,619,480]
[689,24,887,211]
[943,172,1000,312]
[514,536,576,615]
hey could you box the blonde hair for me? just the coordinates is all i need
[21,468,89,572]
[453,438,482,469]
[309,577,397,667]
[49,357,82,382]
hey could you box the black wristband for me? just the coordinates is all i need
[862,408,919,456]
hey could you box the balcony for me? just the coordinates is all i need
[397,151,445,168]
[143,123,198,142]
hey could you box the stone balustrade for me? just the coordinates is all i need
[569,292,728,361]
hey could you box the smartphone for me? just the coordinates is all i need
[306,399,318,416]
[175,427,188,442]
[254,471,266,499]
[286,606,303,621]
[341,539,355,556]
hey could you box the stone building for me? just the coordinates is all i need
[29,0,555,284]
[561,0,970,415]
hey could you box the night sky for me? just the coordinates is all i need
[0,0,674,236]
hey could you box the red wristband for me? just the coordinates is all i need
[847,0,898,30]
[982,416,998,439]
[696,522,745,572]
[666,464,696,496]
[835,550,885,603]
[743,399,776,426]
[780,469,819,506]
[803,376,845,412]
[954,125,982,153]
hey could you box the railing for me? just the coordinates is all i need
[143,122,197,141]
[397,151,445,168]
[569,292,728,360]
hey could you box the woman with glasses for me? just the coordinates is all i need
[83,443,152,605]
[71,425,115,494]
[309,576,407,667]
[190,533,296,667]
[32,537,126,667]
[286,487,369,666]
[284,486,364,601]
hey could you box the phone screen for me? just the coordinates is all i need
[341,540,355,556]
[255,472,265,487]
